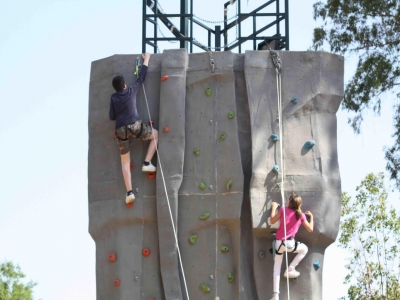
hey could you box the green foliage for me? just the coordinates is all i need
[339,173,400,299]
[312,1,400,187]
[0,261,37,300]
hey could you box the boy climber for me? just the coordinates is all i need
[109,52,158,204]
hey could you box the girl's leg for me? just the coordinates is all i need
[289,242,308,269]
[273,241,284,294]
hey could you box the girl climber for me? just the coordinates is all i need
[269,194,314,300]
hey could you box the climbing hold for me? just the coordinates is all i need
[198,182,206,190]
[134,276,139,282]
[163,126,169,133]
[220,133,226,141]
[228,111,235,119]
[130,162,134,171]
[126,202,134,208]
[205,87,212,97]
[200,284,211,293]
[273,165,280,174]
[194,148,200,156]
[304,140,315,150]
[228,272,234,283]
[209,120,213,125]
[226,179,233,191]
[189,235,198,245]
[291,97,298,104]
[200,212,210,220]
[114,279,120,287]
[147,298,155,300]
[313,260,320,270]
[220,245,230,252]
[293,277,299,282]
[209,185,213,190]
[108,253,117,262]
[258,250,265,260]
[147,172,156,180]
[160,75,169,82]
[142,248,151,257]
[271,134,279,142]
[209,275,214,280]
[147,120,154,126]
[135,188,139,193]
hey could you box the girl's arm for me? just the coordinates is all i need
[270,202,281,224]
[302,211,314,232]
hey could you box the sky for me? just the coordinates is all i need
[0,0,398,299]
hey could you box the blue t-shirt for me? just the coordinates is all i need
[109,65,148,129]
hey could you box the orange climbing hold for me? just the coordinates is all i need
[142,248,151,257]
[148,298,156,300]
[130,162,134,171]
[126,202,134,208]
[147,172,156,180]
[108,252,117,262]
[163,126,169,133]
[114,279,120,287]
[160,75,169,82]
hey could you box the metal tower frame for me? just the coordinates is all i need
[142,0,289,53]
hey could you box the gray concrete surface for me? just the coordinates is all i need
[88,50,344,300]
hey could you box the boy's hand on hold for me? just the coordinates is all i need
[142,52,151,60]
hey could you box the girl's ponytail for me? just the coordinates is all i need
[289,194,303,220]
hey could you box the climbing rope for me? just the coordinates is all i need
[273,49,291,300]
[141,83,190,300]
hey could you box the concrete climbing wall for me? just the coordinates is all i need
[88,50,344,300]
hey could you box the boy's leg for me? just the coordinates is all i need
[121,152,132,192]
[144,128,158,162]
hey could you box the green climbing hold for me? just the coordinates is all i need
[198,182,206,190]
[220,245,230,252]
[194,148,200,156]
[189,235,198,245]
[226,179,233,191]
[205,87,212,97]
[228,111,235,119]
[228,272,234,283]
[200,284,211,293]
[199,212,210,220]
[220,133,226,141]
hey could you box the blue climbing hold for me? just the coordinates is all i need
[313,260,320,270]
[291,97,298,104]
[271,134,279,142]
[305,140,315,150]
[273,165,280,174]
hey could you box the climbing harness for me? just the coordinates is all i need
[141,75,190,300]
[269,239,300,255]
[273,49,291,299]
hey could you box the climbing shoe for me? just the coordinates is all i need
[270,293,279,300]
[126,190,135,204]
[142,162,156,172]
[283,267,300,278]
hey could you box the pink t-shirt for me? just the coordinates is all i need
[275,206,306,241]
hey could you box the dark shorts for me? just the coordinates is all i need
[115,120,153,155]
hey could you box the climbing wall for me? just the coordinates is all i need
[88,50,344,300]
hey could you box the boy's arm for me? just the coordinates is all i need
[131,53,151,94]
[109,97,116,120]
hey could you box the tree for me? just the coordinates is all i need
[339,173,400,299]
[312,1,400,187]
[0,261,37,300]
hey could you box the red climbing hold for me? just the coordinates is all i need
[142,248,151,257]
[126,202,134,208]
[147,172,156,180]
[130,162,134,171]
[148,298,156,300]
[160,75,169,82]
[114,279,120,287]
[108,252,117,262]
[163,126,169,133]
[147,120,154,126]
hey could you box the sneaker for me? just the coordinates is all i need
[270,293,279,300]
[142,162,157,172]
[284,267,300,278]
[126,191,135,204]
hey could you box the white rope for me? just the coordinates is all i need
[276,67,291,299]
[141,84,190,300]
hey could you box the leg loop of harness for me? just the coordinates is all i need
[127,122,143,139]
